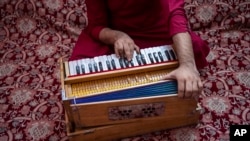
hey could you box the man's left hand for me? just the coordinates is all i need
[163,64,202,98]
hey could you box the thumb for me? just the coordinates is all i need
[162,71,176,80]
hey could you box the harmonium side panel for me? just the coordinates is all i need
[65,96,199,141]
[67,94,199,128]
[66,116,198,141]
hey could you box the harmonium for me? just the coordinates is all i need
[60,45,200,141]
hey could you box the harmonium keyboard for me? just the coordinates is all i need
[60,45,200,141]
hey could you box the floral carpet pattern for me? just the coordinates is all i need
[0,0,249,141]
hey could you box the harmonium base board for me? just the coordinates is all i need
[60,45,200,141]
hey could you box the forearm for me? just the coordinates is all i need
[99,28,127,45]
[172,32,196,68]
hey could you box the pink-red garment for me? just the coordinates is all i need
[70,0,210,69]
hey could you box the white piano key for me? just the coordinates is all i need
[96,56,104,72]
[169,48,177,60]
[148,48,156,63]
[163,45,176,60]
[77,60,82,74]
[166,50,172,60]
[141,48,151,64]
[165,45,173,50]
[155,47,162,63]
[72,60,78,75]
[69,61,75,76]
[155,47,164,62]
[132,51,139,67]
[80,59,86,74]
[93,57,100,72]
[82,59,90,74]
[110,54,117,69]
[106,55,113,70]
[86,58,93,73]
[139,49,148,65]
[100,55,108,71]
[135,53,143,66]
[160,46,169,61]
[89,58,96,73]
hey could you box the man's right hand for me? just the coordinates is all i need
[114,33,140,61]
[99,28,140,61]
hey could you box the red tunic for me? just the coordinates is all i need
[70,0,210,69]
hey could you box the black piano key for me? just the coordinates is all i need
[81,64,85,74]
[88,63,93,73]
[141,54,147,65]
[165,50,171,60]
[111,59,116,69]
[169,49,176,60]
[119,58,124,68]
[93,62,98,72]
[98,62,103,71]
[148,53,154,63]
[124,59,129,67]
[153,52,159,63]
[136,55,142,65]
[76,65,80,75]
[106,60,111,70]
[158,52,164,62]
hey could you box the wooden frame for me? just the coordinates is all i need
[60,58,199,141]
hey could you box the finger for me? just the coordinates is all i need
[197,79,203,94]
[191,81,199,98]
[178,79,185,98]
[192,79,202,100]
[134,44,140,54]
[185,80,193,98]
[124,43,134,61]
[114,42,123,58]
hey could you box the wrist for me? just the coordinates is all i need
[179,60,197,70]
[99,28,127,45]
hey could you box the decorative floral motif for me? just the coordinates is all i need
[221,30,244,40]
[8,88,35,106]
[16,17,37,35]
[25,121,54,140]
[0,63,18,77]
[42,0,64,11]
[202,96,231,116]
[169,127,200,141]
[206,50,218,63]
[235,72,250,88]
[195,4,217,23]
[35,44,56,58]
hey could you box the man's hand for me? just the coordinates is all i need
[114,33,140,61]
[163,64,202,98]
[99,28,140,61]
[165,32,203,98]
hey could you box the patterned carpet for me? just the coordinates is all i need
[0,0,249,141]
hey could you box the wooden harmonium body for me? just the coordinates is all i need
[60,45,199,141]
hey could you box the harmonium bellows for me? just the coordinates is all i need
[60,45,200,141]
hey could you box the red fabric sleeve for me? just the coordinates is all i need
[85,0,108,40]
[168,0,188,37]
